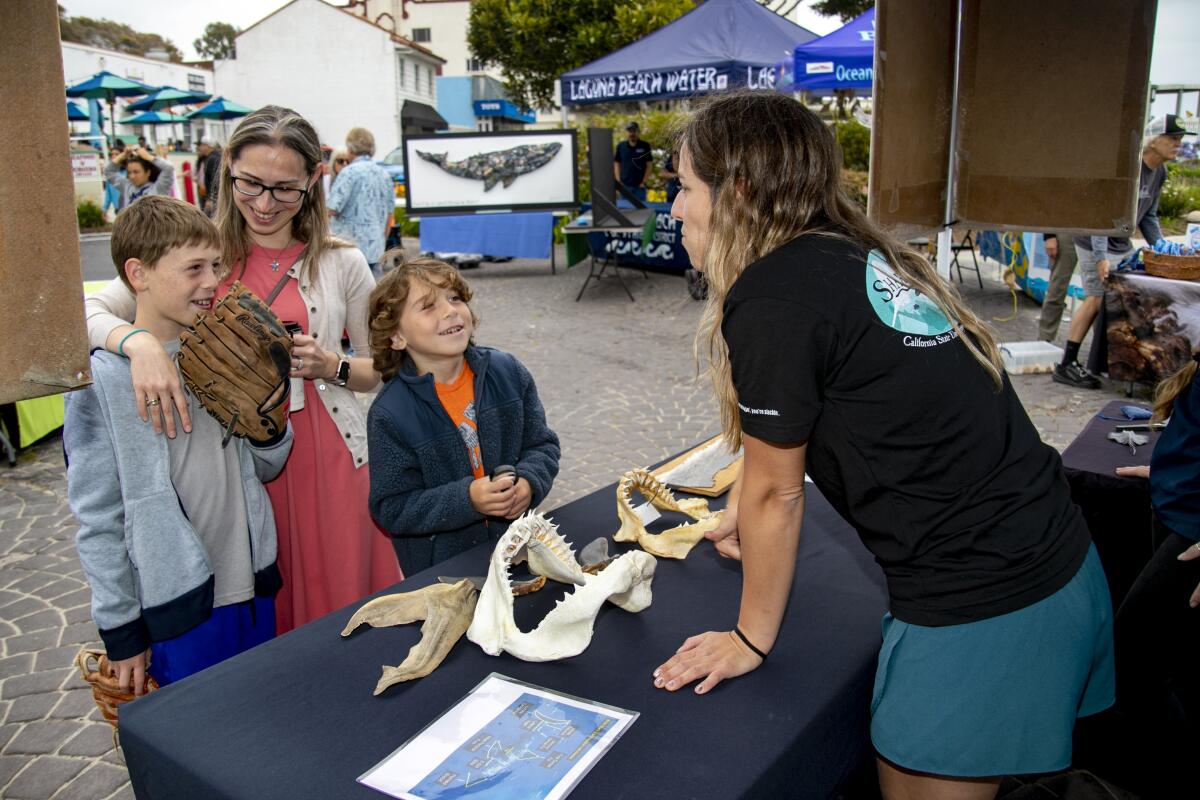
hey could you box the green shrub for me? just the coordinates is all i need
[76,198,105,230]
[835,121,871,172]
[393,207,420,237]
[1159,177,1200,219]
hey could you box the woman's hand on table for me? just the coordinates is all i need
[1116,465,1151,479]
[706,502,741,560]
[289,334,337,381]
[125,332,191,437]
[653,630,763,695]
[1176,541,1200,608]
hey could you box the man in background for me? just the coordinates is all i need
[614,122,653,202]
[1053,115,1187,389]
[196,137,222,217]
[1037,232,1080,343]
[328,127,394,277]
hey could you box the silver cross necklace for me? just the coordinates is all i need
[263,237,295,272]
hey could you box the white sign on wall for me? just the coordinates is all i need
[71,152,102,182]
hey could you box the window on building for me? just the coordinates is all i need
[397,56,406,89]
[187,74,206,92]
[411,28,431,43]
[466,58,484,73]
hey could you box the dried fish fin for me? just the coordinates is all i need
[374,588,478,694]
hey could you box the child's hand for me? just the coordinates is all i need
[110,649,151,696]
[503,478,533,519]
[469,475,516,517]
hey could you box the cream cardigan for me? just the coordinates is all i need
[85,245,375,467]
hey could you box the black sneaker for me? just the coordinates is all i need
[1052,361,1101,389]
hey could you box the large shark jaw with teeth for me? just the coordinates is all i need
[466,511,657,662]
[614,468,724,559]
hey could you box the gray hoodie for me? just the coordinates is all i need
[64,350,291,660]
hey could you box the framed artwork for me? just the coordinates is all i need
[403,130,579,216]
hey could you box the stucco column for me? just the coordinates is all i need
[0,1,91,403]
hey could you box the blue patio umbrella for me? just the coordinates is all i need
[184,96,254,121]
[126,85,211,112]
[66,101,88,121]
[119,111,191,125]
[66,70,153,143]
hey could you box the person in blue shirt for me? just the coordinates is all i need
[1113,355,1200,797]
[328,127,395,277]
[613,122,653,202]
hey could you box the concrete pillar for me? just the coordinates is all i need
[0,1,91,403]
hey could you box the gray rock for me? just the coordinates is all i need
[4,628,59,657]
[4,692,58,724]
[0,596,50,620]
[58,623,99,647]
[59,723,117,758]
[3,754,87,799]
[0,654,34,680]
[14,609,63,634]
[49,689,97,721]
[3,719,84,755]
[0,754,28,788]
[1,669,73,701]
[54,761,130,800]
[34,645,81,675]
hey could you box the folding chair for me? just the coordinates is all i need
[951,229,983,288]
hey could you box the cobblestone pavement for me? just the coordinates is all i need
[0,245,1137,798]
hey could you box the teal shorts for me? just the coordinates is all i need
[870,544,1114,777]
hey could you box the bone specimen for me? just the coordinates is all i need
[416,143,562,191]
[467,511,657,662]
[341,579,478,695]
[614,468,724,559]
[656,439,743,490]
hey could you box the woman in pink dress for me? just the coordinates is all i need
[85,106,402,633]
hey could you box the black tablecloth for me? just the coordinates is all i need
[1061,399,1158,607]
[120,471,887,800]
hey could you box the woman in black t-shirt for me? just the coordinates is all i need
[651,92,1112,799]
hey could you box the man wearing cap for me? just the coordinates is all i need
[614,121,653,202]
[1053,114,1189,388]
[197,137,222,216]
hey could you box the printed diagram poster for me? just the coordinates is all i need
[359,673,637,800]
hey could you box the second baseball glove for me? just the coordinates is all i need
[178,282,292,446]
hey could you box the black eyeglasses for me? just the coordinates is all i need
[231,176,308,204]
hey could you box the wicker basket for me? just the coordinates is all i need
[1144,251,1200,281]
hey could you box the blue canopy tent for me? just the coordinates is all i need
[561,0,816,105]
[791,8,875,92]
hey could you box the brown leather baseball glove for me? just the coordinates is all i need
[178,282,292,446]
[75,648,160,729]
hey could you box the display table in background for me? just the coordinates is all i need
[1089,272,1200,388]
[1061,399,1158,608]
[418,211,557,268]
[564,201,691,272]
[120,450,888,800]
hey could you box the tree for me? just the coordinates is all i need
[811,0,874,22]
[58,5,183,62]
[194,22,238,60]
[467,0,694,110]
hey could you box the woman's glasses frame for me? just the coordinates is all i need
[230,175,308,204]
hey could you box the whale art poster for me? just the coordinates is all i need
[404,131,579,215]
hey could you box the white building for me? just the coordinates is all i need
[61,42,214,147]
[214,0,446,158]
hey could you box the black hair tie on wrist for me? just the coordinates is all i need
[734,627,767,661]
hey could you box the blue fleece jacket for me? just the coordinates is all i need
[367,346,560,574]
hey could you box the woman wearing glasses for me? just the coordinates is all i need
[84,106,402,633]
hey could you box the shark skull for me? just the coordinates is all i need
[614,468,724,559]
[466,511,657,662]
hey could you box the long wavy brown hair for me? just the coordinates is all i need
[214,105,350,287]
[681,92,1004,449]
[368,252,480,382]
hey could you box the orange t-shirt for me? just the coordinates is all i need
[435,361,484,479]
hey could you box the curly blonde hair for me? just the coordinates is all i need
[368,251,480,382]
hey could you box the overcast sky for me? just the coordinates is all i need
[61,0,1196,102]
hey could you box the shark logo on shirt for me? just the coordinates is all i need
[865,249,954,339]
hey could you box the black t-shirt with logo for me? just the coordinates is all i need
[722,234,1091,626]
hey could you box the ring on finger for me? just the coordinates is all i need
[295,356,303,370]
[145,397,161,407]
